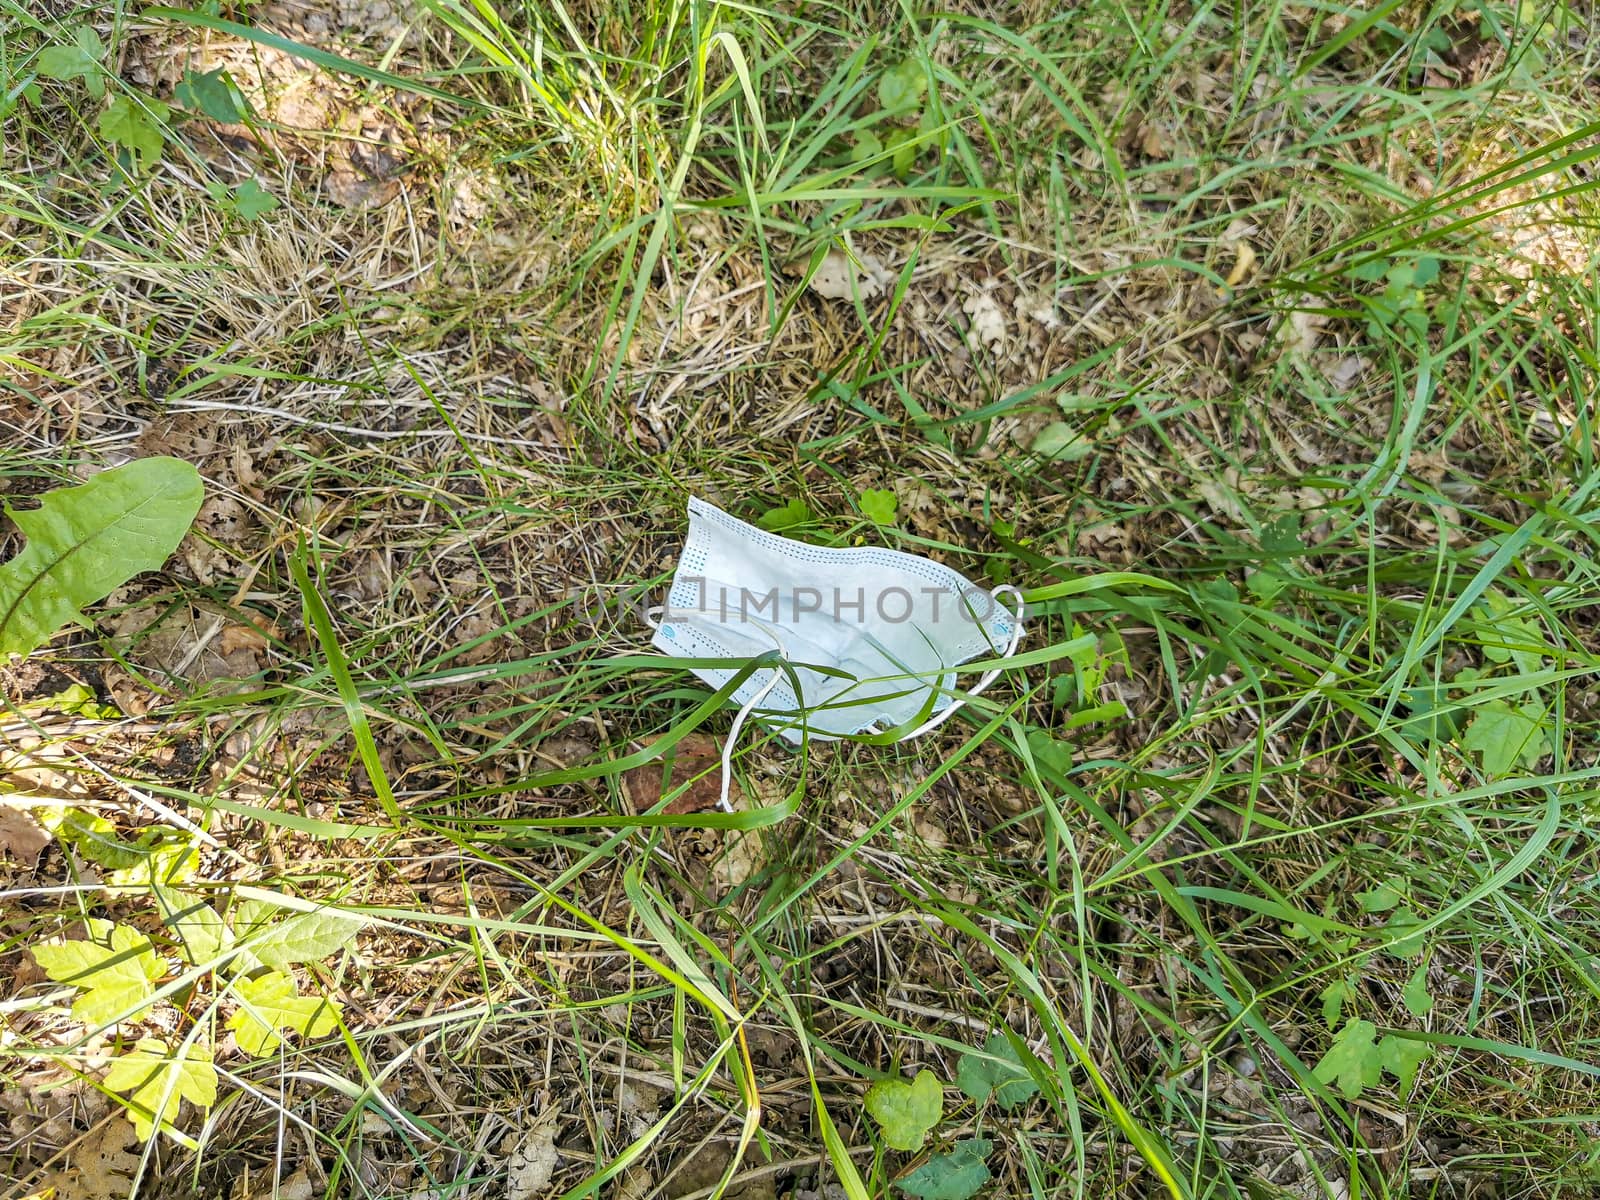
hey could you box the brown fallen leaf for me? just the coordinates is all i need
[219,622,277,656]
[230,1165,316,1200]
[0,795,53,869]
[1139,121,1171,159]
[38,1119,141,1200]
[622,734,739,815]
[324,169,400,209]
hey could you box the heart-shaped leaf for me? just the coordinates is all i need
[866,1069,942,1151]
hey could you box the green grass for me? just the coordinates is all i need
[4,0,1600,1197]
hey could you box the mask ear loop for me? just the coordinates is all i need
[645,596,784,814]
[898,584,1026,740]
[717,653,787,813]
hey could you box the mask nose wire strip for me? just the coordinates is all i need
[718,653,787,813]
[898,584,1027,740]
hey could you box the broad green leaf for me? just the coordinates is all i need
[105,837,200,891]
[51,808,146,869]
[877,59,927,115]
[243,905,364,972]
[1357,883,1402,913]
[97,95,171,170]
[102,1036,217,1140]
[883,127,917,180]
[174,66,252,122]
[1378,1033,1430,1093]
[851,129,884,164]
[232,898,277,934]
[156,889,229,966]
[36,26,107,97]
[865,1069,942,1151]
[1312,1018,1383,1100]
[896,1138,992,1200]
[227,970,342,1056]
[917,102,950,154]
[1319,975,1356,1029]
[228,179,279,221]
[47,808,199,890]
[1402,960,1434,1018]
[1381,908,1427,958]
[22,682,119,718]
[756,498,811,532]
[1476,592,1544,673]
[227,899,276,974]
[859,488,898,526]
[1461,699,1548,776]
[0,458,202,658]
[1031,422,1092,462]
[1398,684,1458,743]
[955,1032,1039,1110]
[32,923,163,1027]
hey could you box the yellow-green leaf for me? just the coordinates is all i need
[243,906,363,973]
[858,488,898,526]
[865,1069,943,1152]
[105,837,200,891]
[51,808,145,869]
[226,970,342,1057]
[31,924,163,1028]
[102,1037,217,1141]
[156,888,229,967]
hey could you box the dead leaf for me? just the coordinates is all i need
[219,622,276,656]
[913,815,948,851]
[325,169,400,209]
[712,829,761,892]
[1139,122,1171,159]
[1015,291,1061,329]
[802,250,887,302]
[622,734,737,814]
[230,1165,316,1200]
[1282,310,1325,358]
[962,289,1006,351]
[38,1119,140,1200]
[1323,355,1371,392]
[109,605,264,686]
[506,1123,559,1200]
[0,795,52,868]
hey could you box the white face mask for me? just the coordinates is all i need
[650,499,1024,784]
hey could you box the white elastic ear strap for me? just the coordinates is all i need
[899,584,1027,739]
[653,586,1025,813]
[718,663,784,813]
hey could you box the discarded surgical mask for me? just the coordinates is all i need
[649,499,1025,791]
